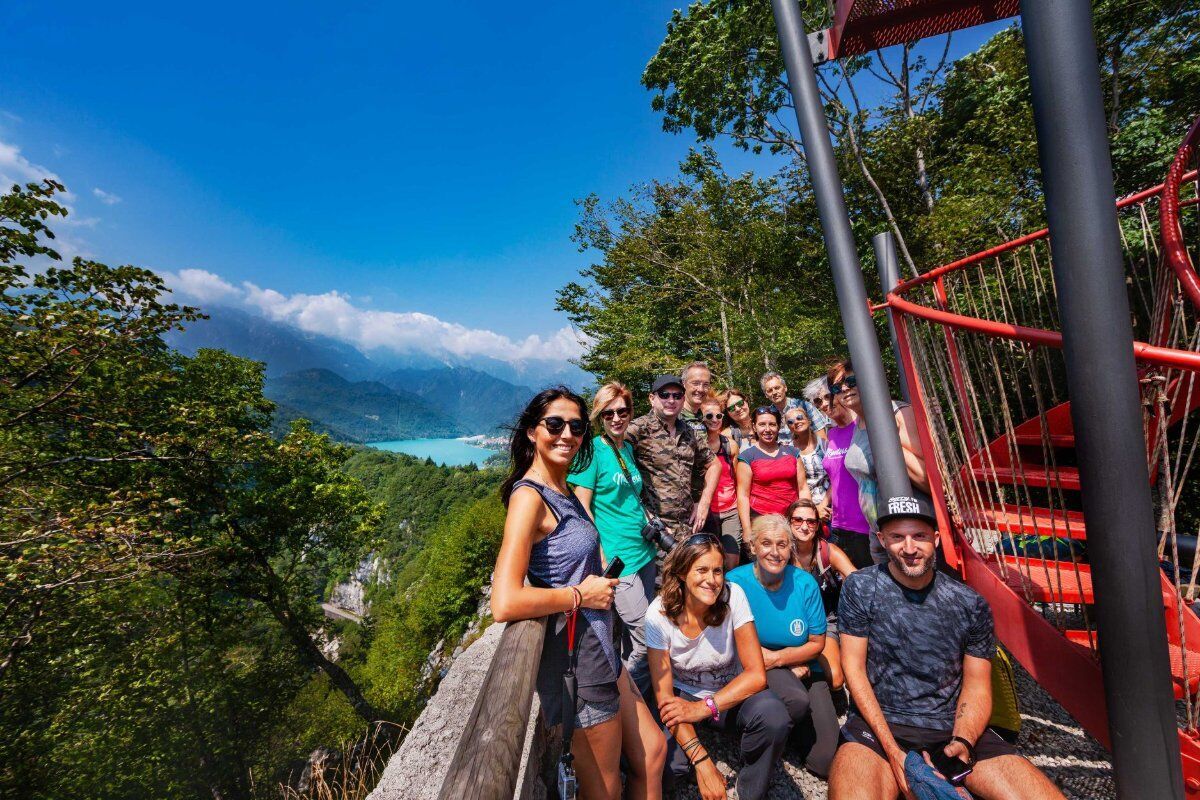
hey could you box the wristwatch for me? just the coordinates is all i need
[950,735,977,765]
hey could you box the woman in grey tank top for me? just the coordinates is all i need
[492,387,667,799]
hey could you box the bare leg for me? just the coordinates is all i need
[828,742,899,800]
[965,754,1066,800]
[572,713,623,800]
[617,669,666,800]
[820,635,844,690]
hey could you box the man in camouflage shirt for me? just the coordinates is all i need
[626,374,722,543]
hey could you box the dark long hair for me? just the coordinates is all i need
[500,386,594,506]
[660,536,730,629]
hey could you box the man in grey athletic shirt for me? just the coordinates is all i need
[828,495,1065,800]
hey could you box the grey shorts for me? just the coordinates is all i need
[576,693,621,728]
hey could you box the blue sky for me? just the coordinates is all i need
[0,1,1009,365]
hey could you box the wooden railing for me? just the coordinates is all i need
[437,616,548,799]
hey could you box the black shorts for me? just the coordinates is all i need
[839,714,1018,762]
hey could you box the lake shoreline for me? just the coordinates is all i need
[368,436,499,467]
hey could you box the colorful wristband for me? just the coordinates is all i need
[569,586,582,612]
[704,695,720,721]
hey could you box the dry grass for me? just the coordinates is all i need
[265,722,408,800]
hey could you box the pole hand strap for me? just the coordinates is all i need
[560,608,580,766]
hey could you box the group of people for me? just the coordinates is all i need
[491,361,1066,800]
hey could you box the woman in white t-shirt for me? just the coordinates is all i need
[645,534,792,800]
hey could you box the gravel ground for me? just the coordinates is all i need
[666,657,1115,799]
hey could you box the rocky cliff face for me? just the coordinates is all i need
[328,555,382,618]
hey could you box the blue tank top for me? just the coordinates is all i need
[515,480,620,720]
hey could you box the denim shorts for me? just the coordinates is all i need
[576,693,621,728]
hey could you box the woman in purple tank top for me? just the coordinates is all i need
[492,387,666,799]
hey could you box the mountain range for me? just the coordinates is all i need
[165,306,587,442]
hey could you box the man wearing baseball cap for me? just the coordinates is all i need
[626,374,722,543]
[827,495,1064,800]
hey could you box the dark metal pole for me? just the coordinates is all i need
[768,0,911,503]
[1021,2,1184,797]
[872,231,911,403]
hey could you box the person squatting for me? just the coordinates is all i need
[491,364,1065,800]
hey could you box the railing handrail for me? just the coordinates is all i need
[885,291,1200,372]
[1161,115,1200,311]
[892,168,1198,297]
[438,615,547,800]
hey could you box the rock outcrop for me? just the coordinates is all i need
[367,620,507,800]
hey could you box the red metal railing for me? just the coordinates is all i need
[879,117,1200,790]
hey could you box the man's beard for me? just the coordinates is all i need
[889,550,934,579]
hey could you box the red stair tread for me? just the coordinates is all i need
[1064,629,1200,699]
[969,464,1081,491]
[961,505,1087,540]
[1013,432,1076,449]
[984,555,1093,604]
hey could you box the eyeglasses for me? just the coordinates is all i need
[727,398,747,412]
[786,416,807,427]
[704,412,724,420]
[656,390,684,400]
[686,380,712,390]
[538,416,589,437]
[831,375,858,395]
[684,533,722,548]
[814,394,832,407]
[789,516,820,527]
[600,406,631,421]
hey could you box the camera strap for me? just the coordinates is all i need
[604,435,654,525]
[560,607,580,772]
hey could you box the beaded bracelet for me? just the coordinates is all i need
[691,752,711,768]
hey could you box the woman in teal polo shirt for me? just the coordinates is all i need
[727,514,840,778]
[570,381,658,692]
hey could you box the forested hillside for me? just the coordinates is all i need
[0,179,506,799]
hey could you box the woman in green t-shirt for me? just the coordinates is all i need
[569,381,658,693]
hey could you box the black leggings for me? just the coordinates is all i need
[765,667,840,779]
[831,527,874,569]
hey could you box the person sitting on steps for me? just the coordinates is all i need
[828,494,1066,800]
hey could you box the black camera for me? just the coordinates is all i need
[641,516,676,552]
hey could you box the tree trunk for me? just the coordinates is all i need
[718,300,735,384]
[247,548,388,724]
[269,593,386,724]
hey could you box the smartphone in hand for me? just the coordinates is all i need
[925,747,973,786]
[602,557,624,580]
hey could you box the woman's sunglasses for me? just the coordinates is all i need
[831,375,859,395]
[600,406,631,421]
[790,516,820,527]
[538,416,589,437]
[703,412,724,420]
[727,398,747,412]
[684,533,722,548]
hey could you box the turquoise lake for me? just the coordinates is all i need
[368,437,496,467]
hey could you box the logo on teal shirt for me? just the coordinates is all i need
[789,619,806,638]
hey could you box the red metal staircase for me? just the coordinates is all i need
[882,117,1200,790]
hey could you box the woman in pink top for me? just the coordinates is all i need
[699,394,742,570]
[735,406,810,542]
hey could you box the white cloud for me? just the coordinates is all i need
[169,269,587,364]
[0,140,62,191]
[93,187,121,205]
[163,268,241,303]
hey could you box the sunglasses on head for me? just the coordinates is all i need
[704,411,724,420]
[600,406,631,420]
[830,374,858,395]
[538,416,589,437]
[684,533,722,549]
[656,390,684,400]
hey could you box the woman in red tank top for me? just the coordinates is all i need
[735,406,811,542]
